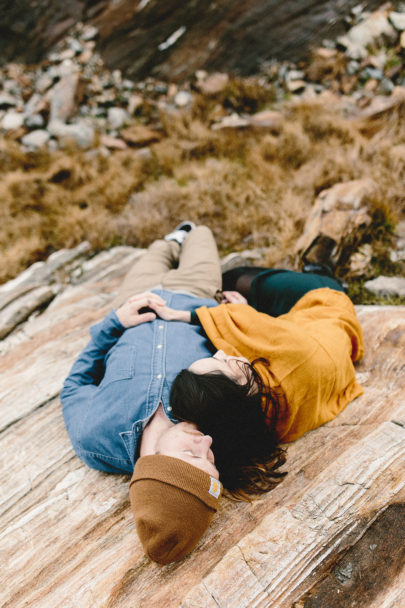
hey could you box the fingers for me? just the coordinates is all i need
[135,312,156,324]
[128,297,162,313]
[222,291,248,304]
[147,302,170,320]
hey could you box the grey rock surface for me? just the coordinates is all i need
[364,275,405,297]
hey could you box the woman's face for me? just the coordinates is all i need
[155,421,219,479]
[188,350,250,384]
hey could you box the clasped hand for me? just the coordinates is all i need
[116,292,166,328]
[116,290,247,328]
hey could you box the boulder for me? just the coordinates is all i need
[295,179,374,266]
[0,243,404,607]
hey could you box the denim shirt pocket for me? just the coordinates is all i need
[101,344,136,387]
[120,420,143,466]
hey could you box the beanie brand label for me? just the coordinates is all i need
[208,477,221,499]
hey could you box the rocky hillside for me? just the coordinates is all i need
[0,3,404,301]
[0,0,388,80]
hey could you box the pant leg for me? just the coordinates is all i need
[222,266,267,297]
[249,270,345,317]
[112,239,180,307]
[162,226,222,298]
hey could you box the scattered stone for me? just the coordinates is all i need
[2,110,24,130]
[347,60,360,75]
[337,10,396,59]
[286,69,305,81]
[349,244,373,277]
[301,85,319,101]
[364,276,405,298]
[24,92,44,117]
[174,90,192,107]
[120,124,161,147]
[389,11,405,31]
[59,49,76,61]
[360,86,405,118]
[362,67,383,80]
[197,73,229,95]
[380,77,395,94]
[0,93,17,109]
[69,38,84,55]
[49,71,80,123]
[249,110,283,131]
[212,113,250,130]
[287,79,307,93]
[24,113,45,129]
[77,47,93,65]
[48,120,95,149]
[195,70,208,81]
[107,107,130,129]
[100,135,128,150]
[81,25,98,42]
[314,48,337,60]
[401,31,405,48]
[364,78,378,92]
[127,94,143,115]
[21,129,51,148]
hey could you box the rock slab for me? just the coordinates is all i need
[0,244,404,607]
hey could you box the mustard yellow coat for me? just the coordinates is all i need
[196,288,364,443]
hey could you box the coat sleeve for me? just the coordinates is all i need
[61,311,126,399]
[60,311,127,472]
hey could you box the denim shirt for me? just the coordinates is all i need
[61,289,217,474]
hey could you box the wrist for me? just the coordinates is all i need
[176,310,191,323]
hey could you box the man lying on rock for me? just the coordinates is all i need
[61,222,364,564]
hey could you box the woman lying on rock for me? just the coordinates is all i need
[148,242,365,498]
[61,222,364,565]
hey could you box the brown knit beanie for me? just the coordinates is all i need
[129,455,222,564]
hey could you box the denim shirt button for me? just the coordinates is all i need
[167,406,172,412]
[157,373,162,379]
[157,344,162,349]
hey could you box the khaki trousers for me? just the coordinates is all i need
[113,226,222,307]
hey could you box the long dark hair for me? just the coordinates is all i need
[170,360,287,499]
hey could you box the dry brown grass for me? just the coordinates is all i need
[0,96,404,285]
